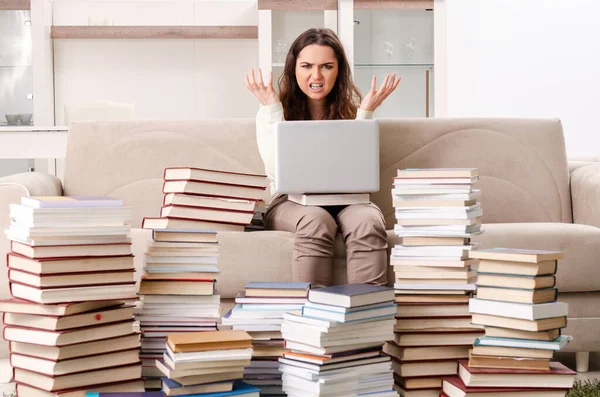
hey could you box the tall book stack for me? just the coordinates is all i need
[138,167,267,390]
[279,284,397,397]
[388,169,486,397]
[222,282,310,396]
[1,196,143,396]
[157,330,260,396]
[439,248,575,396]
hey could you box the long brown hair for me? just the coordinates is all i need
[279,28,362,121]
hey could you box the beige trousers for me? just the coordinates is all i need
[265,195,389,288]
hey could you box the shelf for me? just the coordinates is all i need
[0,0,29,10]
[272,63,285,67]
[50,26,258,39]
[355,63,433,67]
[354,0,433,10]
[258,0,337,11]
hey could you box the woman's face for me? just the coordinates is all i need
[295,44,339,101]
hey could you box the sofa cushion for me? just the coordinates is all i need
[64,118,571,230]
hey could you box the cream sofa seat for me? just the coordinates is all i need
[0,118,599,360]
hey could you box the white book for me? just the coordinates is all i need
[469,298,569,320]
[392,246,472,256]
[392,190,481,200]
[288,193,371,206]
[395,208,483,220]
[394,283,477,291]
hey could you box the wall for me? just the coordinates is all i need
[442,0,600,157]
[52,0,260,124]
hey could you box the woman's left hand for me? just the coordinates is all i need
[360,73,401,112]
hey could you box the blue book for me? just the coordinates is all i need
[85,392,165,397]
[308,283,394,308]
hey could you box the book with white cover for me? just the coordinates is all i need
[469,298,568,320]
[288,193,370,206]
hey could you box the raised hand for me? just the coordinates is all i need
[360,73,401,112]
[244,68,280,106]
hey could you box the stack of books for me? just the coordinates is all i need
[222,282,310,396]
[439,247,575,395]
[157,330,260,396]
[388,168,485,397]
[1,195,143,396]
[278,284,397,397]
[138,167,268,389]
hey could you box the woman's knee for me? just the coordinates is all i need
[295,208,338,240]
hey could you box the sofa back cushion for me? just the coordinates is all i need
[64,118,572,228]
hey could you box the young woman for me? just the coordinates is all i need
[245,28,401,288]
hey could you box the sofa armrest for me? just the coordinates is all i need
[568,159,600,175]
[571,164,600,228]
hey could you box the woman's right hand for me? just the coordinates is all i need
[245,68,280,106]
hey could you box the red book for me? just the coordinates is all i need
[443,376,569,396]
[457,360,575,389]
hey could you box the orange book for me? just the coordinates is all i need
[167,330,253,353]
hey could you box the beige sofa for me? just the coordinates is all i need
[1,118,599,371]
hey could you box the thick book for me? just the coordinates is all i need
[470,313,566,332]
[3,305,134,331]
[10,333,141,361]
[167,330,253,353]
[468,248,563,263]
[457,360,575,388]
[21,196,123,209]
[0,298,128,316]
[468,298,568,320]
[484,326,561,341]
[142,217,244,231]
[10,348,141,376]
[162,378,232,396]
[469,352,551,371]
[17,379,145,397]
[396,168,479,178]
[163,167,267,188]
[13,363,142,392]
[476,286,557,304]
[9,269,136,289]
[287,193,370,206]
[443,376,568,396]
[477,259,557,276]
[9,281,138,304]
[476,273,556,289]
[162,180,266,201]
[163,193,257,212]
[307,283,394,308]
[7,253,134,275]
[10,241,132,259]
[160,205,253,225]
[3,320,135,346]
[244,282,311,298]
[138,279,214,296]
[152,229,217,243]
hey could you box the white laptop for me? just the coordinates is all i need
[274,119,380,195]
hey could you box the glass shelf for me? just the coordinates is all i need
[355,63,433,68]
[272,63,285,67]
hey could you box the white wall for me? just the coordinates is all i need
[52,0,260,123]
[442,0,600,157]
